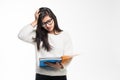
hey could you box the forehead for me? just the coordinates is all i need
[42,15,51,22]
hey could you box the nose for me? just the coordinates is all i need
[45,24,51,28]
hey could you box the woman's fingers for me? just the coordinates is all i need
[44,62,62,69]
[34,10,40,20]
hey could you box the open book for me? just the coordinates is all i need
[39,54,80,67]
[39,57,62,67]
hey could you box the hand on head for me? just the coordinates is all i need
[31,10,40,27]
[34,10,40,21]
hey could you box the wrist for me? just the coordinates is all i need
[31,20,37,27]
[59,63,64,69]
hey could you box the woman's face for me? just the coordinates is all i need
[42,15,54,33]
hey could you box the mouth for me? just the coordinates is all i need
[47,27,52,30]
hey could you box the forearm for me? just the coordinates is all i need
[18,10,39,43]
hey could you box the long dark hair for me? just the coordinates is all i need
[35,7,63,51]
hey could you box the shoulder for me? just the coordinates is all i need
[61,31,71,39]
[59,31,72,41]
[60,30,70,36]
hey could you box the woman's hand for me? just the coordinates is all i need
[31,10,40,27]
[34,10,40,21]
[45,62,63,69]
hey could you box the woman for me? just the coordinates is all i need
[18,7,73,80]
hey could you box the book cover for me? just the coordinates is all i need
[39,57,62,67]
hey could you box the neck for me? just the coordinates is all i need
[49,31,54,34]
[49,30,60,35]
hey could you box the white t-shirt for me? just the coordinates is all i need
[18,24,73,76]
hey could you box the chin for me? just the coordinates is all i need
[48,29,53,32]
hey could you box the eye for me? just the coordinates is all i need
[42,18,53,27]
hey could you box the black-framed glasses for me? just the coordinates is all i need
[42,18,53,28]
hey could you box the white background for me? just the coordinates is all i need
[0,0,120,80]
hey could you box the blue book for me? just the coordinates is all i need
[39,57,62,67]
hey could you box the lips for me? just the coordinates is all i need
[47,27,52,30]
